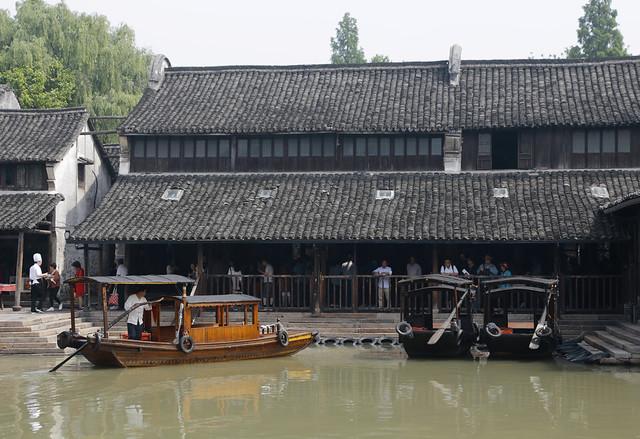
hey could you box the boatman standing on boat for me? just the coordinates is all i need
[124,290,151,340]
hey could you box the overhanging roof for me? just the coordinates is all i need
[0,108,88,162]
[70,169,640,243]
[0,192,63,231]
[120,57,640,135]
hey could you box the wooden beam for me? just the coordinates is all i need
[12,232,24,311]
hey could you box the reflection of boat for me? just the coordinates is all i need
[56,275,313,368]
[478,276,560,358]
[396,275,476,358]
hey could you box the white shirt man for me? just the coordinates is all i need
[116,261,128,277]
[373,261,393,308]
[124,293,151,325]
[440,261,459,275]
[29,253,45,313]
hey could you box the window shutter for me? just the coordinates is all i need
[477,133,492,170]
[518,131,533,169]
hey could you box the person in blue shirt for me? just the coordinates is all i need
[477,255,499,276]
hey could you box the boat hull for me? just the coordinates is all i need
[400,329,471,358]
[68,332,314,368]
[479,333,557,358]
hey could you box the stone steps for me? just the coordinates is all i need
[594,331,640,354]
[583,334,632,360]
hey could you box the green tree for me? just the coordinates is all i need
[370,54,391,63]
[330,13,366,64]
[0,0,151,115]
[566,0,629,58]
[0,59,74,108]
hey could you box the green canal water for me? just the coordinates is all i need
[0,347,638,439]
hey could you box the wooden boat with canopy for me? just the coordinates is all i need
[477,276,560,358]
[396,274,477,358]
[52,275,314,369]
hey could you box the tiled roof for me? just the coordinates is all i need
[0,108,88,162]
[120,57,640,135]
[0,192,63,231]
[70,170,640,243]
[601,190,640,213]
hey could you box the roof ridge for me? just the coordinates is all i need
[163,56,640,74]
[0,107,87,115]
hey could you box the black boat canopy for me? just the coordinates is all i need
[481,276,558,288]
[64,274,195,285]
[399,274,474,287]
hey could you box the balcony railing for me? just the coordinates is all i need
[205,273,628,314]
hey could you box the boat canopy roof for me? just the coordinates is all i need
[400,274,473,287]
[164,294,260,306]
[482,276,558,289]
[64,274,195,285]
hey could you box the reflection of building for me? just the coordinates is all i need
[70,50,640,317]
[0,88,114,308]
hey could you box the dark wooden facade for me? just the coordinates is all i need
[0,162,47,190]
[462,127,640,171]
[128,134,444,172]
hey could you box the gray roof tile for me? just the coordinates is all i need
[0,192,63,231]
[120,58,640,135]
[70,170,640,242]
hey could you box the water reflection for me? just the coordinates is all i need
[0,347,639,438]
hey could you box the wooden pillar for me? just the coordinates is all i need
[311,244,322,315]
[101,285,108,338]
[352,243,358,311]
[83,245,90,308]
[70,289,76,332]
[431,245,439,312]
[197,243,205,294]
[12,232,24,311]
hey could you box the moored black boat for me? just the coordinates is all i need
[396,274,477,358]
[477,276,560,359]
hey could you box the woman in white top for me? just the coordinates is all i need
[440,258,459,276]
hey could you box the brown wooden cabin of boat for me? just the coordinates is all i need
[153,294,262,344]
[64,275,264,344]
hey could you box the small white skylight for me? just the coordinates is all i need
[493,188,509,198]
[257,188,277,199]
[375,189,395,200]
[162,188,184,201]
[590,185,610,199]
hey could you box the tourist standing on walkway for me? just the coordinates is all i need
[260,259,274,307]
[406,256,422,278]
[71,261,86,310]
[373,259,392,308]
[124,289,151,340]
[477,255,499,276]
[440,258,459,276]
[227,261,243,292]
[29,253,46,313]
[46,263,61,311]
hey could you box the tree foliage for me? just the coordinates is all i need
[566,0,629,58]
[330,13,390,64]
[330,13,366,64]
[0,0,151,115]
[370,54,390,63]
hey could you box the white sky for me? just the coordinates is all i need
[1,0,639,66]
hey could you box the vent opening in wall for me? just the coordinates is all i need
[162,188,184,201]
[257,188,277,199]
[493,188,509,198]
[590,185,609,199]
[375,189,395,200]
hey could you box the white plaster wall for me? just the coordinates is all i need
[53,124,112,277]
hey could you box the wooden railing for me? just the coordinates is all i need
[206,275,313,310]
[559,274,625,314]
[205,273,627,314]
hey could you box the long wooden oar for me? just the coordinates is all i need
[428,290,470,345]
[49,341,89,372]
[529,293,552,350]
